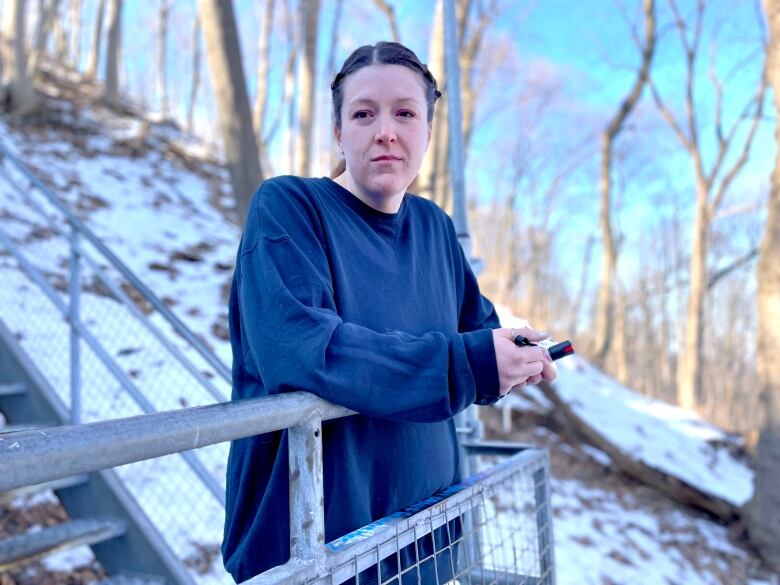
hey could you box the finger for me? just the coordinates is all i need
[518,360,544,379]
[527,374,542,385]
[513,326,548,342]
[518,346,546,364]
[540,358,557,382]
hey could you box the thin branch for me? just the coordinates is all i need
[707,247,760,290]
[708,42,725,147]
[649,80,691,151]
[710,72,767,213]
[371,0,400,43]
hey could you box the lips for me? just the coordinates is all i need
[371,155,402,161]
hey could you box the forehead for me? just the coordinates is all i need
[342,64,427,106]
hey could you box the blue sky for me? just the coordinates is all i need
[112,0,771,294]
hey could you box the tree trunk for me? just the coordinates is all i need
[103,0,122,107]
[29,0,60,79]
[537,379,739,521]
[87,0,105,80]
[253,0,276,177]
[593,0,655,367]
[284,0,299,175]
[253,0,275,139]
[199,0,263,224]
[417,0,448,206]
[186,12,201,134]
[1,0,40,115]
[743,0,780,571]
[593,131,618,364]
[295,0,319,177]
[157,0,170,118]
[69,0,82,68]
[676,180,708,410]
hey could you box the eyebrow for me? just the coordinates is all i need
[348,98,421,107]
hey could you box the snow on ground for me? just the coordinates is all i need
[495,305,754,507]
[0,95,775,584]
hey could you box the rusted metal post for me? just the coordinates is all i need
[288,415,326,568]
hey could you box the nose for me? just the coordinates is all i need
[374,115,397,143]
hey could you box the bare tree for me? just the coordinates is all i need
[253,0,275,137]
[69,0,82,68]
[157,0,171,118]
[295,0,320,177]
[650,0,766,410]
[87,0,106,80]
[593,0,656,367]
[103,0,123,107]
[1,0,40,115]
[29,0,61,79]
[284,0,299,174]
[199,0,263,224]
[416,0,496,211]
[324,0,344,172]
[186,11,201,134]
[253,0,276,176]
[372,0,400,42]
[743,0,780,571]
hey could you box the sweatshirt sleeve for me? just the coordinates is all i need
[234,180,499,423]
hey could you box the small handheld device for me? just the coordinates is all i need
[513,335,575,361]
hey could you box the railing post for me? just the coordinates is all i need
[534,460,556,585]
[288,415,326,568]
[69,222,81,425]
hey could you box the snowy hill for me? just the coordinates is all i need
[0,87,777,585]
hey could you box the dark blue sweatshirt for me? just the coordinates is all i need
[222,176,501,583]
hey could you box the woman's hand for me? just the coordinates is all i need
[492,327,557,396]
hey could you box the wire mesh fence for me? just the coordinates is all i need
[284,449,554,585]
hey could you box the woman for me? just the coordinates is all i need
[222,41,556,584]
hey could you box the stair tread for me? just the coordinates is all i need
[95,573,167,585]
[0,517,126,570]
[0,475,88,506]
[0,422,52,434]
[0,383,26,396]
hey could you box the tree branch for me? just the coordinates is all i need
[371,0,400,43]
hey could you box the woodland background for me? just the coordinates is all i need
[1,0,779,574]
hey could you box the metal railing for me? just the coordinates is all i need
[0,392,555,585]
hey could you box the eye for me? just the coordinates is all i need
[352,111,371,119]
[398,110,416,118]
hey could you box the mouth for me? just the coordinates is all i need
[371,156,402,162]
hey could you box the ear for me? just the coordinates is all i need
[334,126,341,145]
[426,124,432,150]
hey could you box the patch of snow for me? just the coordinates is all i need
[41,544,96,572]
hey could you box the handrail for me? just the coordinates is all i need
[0,392,354,492]
[0,139,232,384]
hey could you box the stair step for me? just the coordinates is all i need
[0,475,88,506]
[0,383,26,396]
[0,422,51,434]
[95,573,167,585]
[0,517,127,570]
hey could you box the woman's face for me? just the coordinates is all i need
[335,64,432,212]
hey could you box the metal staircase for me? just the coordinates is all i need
[0,316,193,583]
[0,137,231,582]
